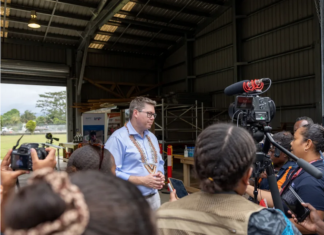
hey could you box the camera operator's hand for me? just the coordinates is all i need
[260,171,267,179]
[31,148,57,171]
[288,203,324,234]
[1,149,28,193]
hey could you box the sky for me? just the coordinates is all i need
[0,84,66,116]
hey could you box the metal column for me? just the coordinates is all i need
[162,99,165,159]
[320,0,324,124]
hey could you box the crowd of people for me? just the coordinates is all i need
[1,97,324,235]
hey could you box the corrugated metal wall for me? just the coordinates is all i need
[162,0,321,129]
[240,0,320,128]
[1,43,66,63]
[81,52,157,101]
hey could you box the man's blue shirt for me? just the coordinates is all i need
[105,121,165,196]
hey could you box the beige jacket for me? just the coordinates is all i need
[156,191,263,235]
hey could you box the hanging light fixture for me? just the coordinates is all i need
[28,10,40,28]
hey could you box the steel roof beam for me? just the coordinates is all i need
[130,0,210,17]
[43,0,98,9]
[118,10,196,28]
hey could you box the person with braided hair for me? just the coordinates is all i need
[156,123,301,235]
[4,169,157,235]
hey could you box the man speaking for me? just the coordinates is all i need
[105,97,165,210]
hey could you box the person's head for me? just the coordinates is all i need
[268,131,293,168]
[90,131,96,141]
[294,116,314,133]
[129,97,156,130]
[66,145,116,175]
[194,123,256,195]
[291,124,324,161]
[5,169,157,235]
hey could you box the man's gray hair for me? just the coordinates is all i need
[129,97,156,120]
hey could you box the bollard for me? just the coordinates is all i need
[167,145,173,180]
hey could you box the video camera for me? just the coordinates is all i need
[11,135,48,171]
[226,78,276,142]
[224,78,322,212]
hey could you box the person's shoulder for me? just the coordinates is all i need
[147,131,159,142]
[110,126,127,139]
[248,209,301,235]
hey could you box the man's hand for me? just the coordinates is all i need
[1,149,28,193]
[156,171,165,184]
[288,203,322,233]
[31,148,57,171]
[141,173,165,189]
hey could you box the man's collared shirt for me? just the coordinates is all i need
[105,121,164,196]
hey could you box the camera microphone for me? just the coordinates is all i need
[224,80,250,96]
[224,78,269,96]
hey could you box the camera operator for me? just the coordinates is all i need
[258,131,296,190]
[156,123,301,235]
[246,124,324,234]
[1,148,57,232]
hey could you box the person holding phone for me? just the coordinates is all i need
[246,124,324,234]
[156,123,301,235]
[105,97,165,210]
[289,203,324,235]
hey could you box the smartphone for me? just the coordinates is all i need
[281,186,310,222]
[168,178,189,199]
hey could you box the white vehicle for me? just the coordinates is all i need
[2,127,13,133]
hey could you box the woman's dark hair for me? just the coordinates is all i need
[5,171,157,235]
[300,124,324,153]
[66,145,113,174]
[194,123,256,193]
[273,131,293,152]
[5,181,66,230]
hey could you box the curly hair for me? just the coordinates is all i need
[300,124,324,153]
[194,123,256,193]
[273,131,293,152]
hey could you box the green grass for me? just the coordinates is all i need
[1,134,67,159]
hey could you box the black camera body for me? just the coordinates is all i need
[229,95,276,142]
[11,143,48,171]
[229,96,276,124]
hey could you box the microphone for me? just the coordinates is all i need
[224,80,249,96]
[224,79,268,96]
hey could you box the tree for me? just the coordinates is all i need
[21,110,36,123]
[36,116,47,125]
[2,109,20,126]
[36,91,66,124]
[0,116,3,128]
[26,120,36,134]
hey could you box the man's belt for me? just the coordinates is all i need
[144,193,156,199]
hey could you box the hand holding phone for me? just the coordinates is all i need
[282,186,310,222]
[168,178,189,199]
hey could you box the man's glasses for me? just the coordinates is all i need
[139,111,157,119]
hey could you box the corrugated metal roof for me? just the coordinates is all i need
[3,0,232,55]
